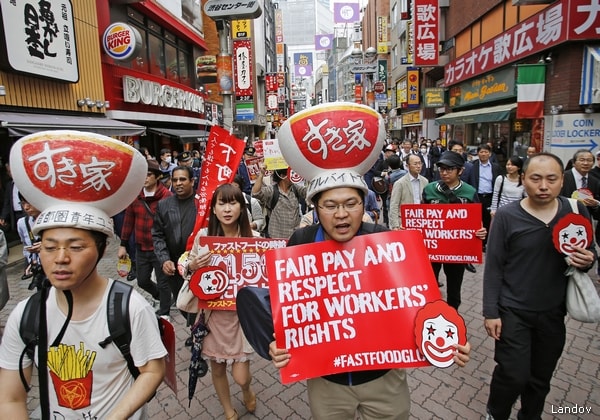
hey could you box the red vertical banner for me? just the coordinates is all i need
[354,85,363,103]
[187,126,246,249]
[413,0,439,66]
[233,40,253,98]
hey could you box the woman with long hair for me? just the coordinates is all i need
[490,156,525,217]
[185,184,257,420]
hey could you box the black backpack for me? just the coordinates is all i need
[19,281,162,389]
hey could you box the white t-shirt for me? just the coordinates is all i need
[0,279,167,419]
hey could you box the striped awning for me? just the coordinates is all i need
[580,45,600,105]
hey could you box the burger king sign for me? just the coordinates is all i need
[102,23,142,61]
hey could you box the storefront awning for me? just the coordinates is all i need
[580,45,600,105]
[0,111,146,137]
[147,127,210,144]
[435,103,516,125]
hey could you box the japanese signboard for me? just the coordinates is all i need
[204,0,262,19]
[266,230,440,384]
[262,139,287,170]
[407,68,420,107]
[413,0,439,66]
[0,0,79,82]
[333,2,360,24]
[424,88,445,107]
[192,237,287,310]
[402,204,483,264]
[233,40,253,98]
[444,0,600,86]
[232,19,252,39]
[377,16,388,54]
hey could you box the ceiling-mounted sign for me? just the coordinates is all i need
[102,23,142,62]
[204,0,262,20]
[0,0,79,82]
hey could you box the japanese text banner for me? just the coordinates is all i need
[187,127,246,249]
[402,204,483,264]
[196,237,287,310]
[266,230,441,384]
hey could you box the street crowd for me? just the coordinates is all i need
[0,105,598,420]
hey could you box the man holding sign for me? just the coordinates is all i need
[268,104,471,420]
[422,151,487,310]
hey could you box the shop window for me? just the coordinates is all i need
[113,7,194,88]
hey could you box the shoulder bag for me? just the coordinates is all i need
[565,198,600,322]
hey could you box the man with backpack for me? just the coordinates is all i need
[252,167,306,239]
[0,132,166,419]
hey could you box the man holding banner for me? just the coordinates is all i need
[422,151,487,310]
[267,103,471,420]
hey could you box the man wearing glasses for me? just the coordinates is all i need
[422,151,487,309]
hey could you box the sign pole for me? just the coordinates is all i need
[217,20,234,130]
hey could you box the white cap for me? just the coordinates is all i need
[10,130,146,237]
[277,103,385,204]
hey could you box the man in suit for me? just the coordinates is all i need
[388,154,429,230]
[468,144,503,251]
[152,166,198,338]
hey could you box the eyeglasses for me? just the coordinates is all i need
[41,245,91,254]
[318,201,363,214]
[438,167,458,173]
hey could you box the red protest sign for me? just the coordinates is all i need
[196,236,287,311]
[265,230,441,384]
[402,203,483,264]
[186,126,246,249]
[243,155,263,185]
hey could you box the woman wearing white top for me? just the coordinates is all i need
[490,156,525,217]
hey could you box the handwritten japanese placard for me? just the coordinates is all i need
[196,236,287,310]
[402,203,483,264]
[265,230,441,384]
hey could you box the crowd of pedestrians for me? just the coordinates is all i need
[0,119,598,420]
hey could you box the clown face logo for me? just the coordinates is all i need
[420,315,459,368]
[190,266,229,300]
[552,212,592,256]
[558,223,588,255]
[414,300,467,368]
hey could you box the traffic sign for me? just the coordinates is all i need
[373,81,385,93]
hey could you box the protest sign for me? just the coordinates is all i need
[266,230,441,384]
[194,236,287,310]
[402,203,483,264]
[262,139,288,170]
[186,126,246,249]
[243,155,263,185]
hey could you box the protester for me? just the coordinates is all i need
[489,156,525,217]
[268,103,471,420]
[422,151,487,309]
[178,151,201,190]
[152,166,198,335]
[483,152,597,420]
[183,184,257,420]
[158,148,176,178]
[0,131,166,419]
[16,193,41,280]
[388,154,429,230]
[252,167,306,239]
[119,159,173,318]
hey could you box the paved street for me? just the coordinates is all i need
[1,239,599,419]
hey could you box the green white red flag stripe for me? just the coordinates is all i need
[517,64,546,119]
